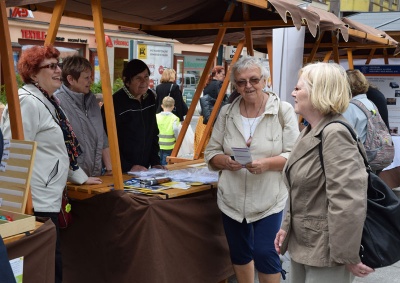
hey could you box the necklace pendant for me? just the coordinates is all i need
[246,136,252,147]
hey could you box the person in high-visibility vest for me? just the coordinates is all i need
[156,96,181,165]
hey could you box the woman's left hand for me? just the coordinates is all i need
[245,159,266,175]
[85,177,103,185]
[346,262,374,277]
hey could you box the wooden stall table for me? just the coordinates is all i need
[5,219,56,283]
[60,162,233,283]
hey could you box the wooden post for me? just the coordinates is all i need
[91,0,124,189]
[170,3,235,161]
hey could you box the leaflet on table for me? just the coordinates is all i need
[231,147,252,165]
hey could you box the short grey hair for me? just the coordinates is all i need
[230,56,269,86]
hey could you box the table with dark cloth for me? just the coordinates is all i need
[60,189,233,283]
[6,219,56,283]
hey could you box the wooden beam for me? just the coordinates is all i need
[195,39,245,160]
[365,48,376,64]
[237,0,269,9]
[307,31,325,63]
[304,42,395,49]
[0,0,23,140]
[331,32,340,63]
[141,20,294,31]
[348,29,395,46]
[323,51,332,62]
[171,3,236,161]
[242,4,254,56]
[91,0,123,190]
[266,37,273,85]
[44,0,66,45]
[383,48,389,64]
[347,49,354,69]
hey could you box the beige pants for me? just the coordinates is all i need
[290,259,355,283]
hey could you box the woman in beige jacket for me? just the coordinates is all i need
[205,56,299,283]
[274,62,374,283]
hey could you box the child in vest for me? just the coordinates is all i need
[156,96,181,165]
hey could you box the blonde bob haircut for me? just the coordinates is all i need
[160,68,176,83]
[299,62,351,115]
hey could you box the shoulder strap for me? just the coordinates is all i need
[350,99,375,119]
[168,83,174,96]
[278,102,284,129]
[318,120,369,173]
[266,91,284,129]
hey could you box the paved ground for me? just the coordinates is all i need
[227,257,400,283]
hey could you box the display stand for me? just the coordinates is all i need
[0,140,37,238]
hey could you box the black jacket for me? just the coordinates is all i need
[155,82,188,121]
[102,88,160,172]
[366,86,390,130]
[200,80,227,125]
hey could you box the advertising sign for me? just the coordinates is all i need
[131,41,173,89]
[355,65,400,134]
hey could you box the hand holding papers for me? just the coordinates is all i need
[231,147,252,166]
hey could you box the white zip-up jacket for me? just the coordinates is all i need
[205,93,299,223]
[1,84,87,213]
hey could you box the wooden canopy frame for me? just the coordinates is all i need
[1,0,399,214]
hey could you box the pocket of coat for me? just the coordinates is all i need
[303,218,328,247]
[46,160,59,187]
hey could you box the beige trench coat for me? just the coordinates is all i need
[281,114,368,267]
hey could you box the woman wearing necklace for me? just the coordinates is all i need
[205,56,299,283]
[1,45,102,283]
[102,59,164,172]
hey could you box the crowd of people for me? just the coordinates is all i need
[2,44,394,283]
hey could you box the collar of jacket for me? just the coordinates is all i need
[122,84,148,100]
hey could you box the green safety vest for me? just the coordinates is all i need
[156,113,179,150]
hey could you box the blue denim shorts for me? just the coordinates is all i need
[222,211,283,275]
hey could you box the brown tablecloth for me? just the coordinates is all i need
[60,189,233,283]
[6,219,56,283]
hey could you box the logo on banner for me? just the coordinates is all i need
[10,8,34,18]
[138,44,147,59]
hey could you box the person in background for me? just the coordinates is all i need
[275,62,373,283]
[205,56,299,283]
[156,96,181,165]
[366,84,390,130]
[1,45,102,283]
[343,70,378,144]
[95,93,104,108]
[155,68,188,121]
[55,55,112,177]
[194,66,226,157]
[102,59,163,172]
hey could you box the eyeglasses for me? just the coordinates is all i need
[235,76,263,87]
[39,62,62,70]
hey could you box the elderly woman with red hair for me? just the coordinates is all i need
[1,45,101,283]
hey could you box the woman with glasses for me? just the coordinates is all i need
[102,59,163,172]
[274,63,373,282]
[205,56,299,283]
[1,45,101,283]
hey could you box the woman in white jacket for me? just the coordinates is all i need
[205,56,299,283]
[1,45,101,283]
